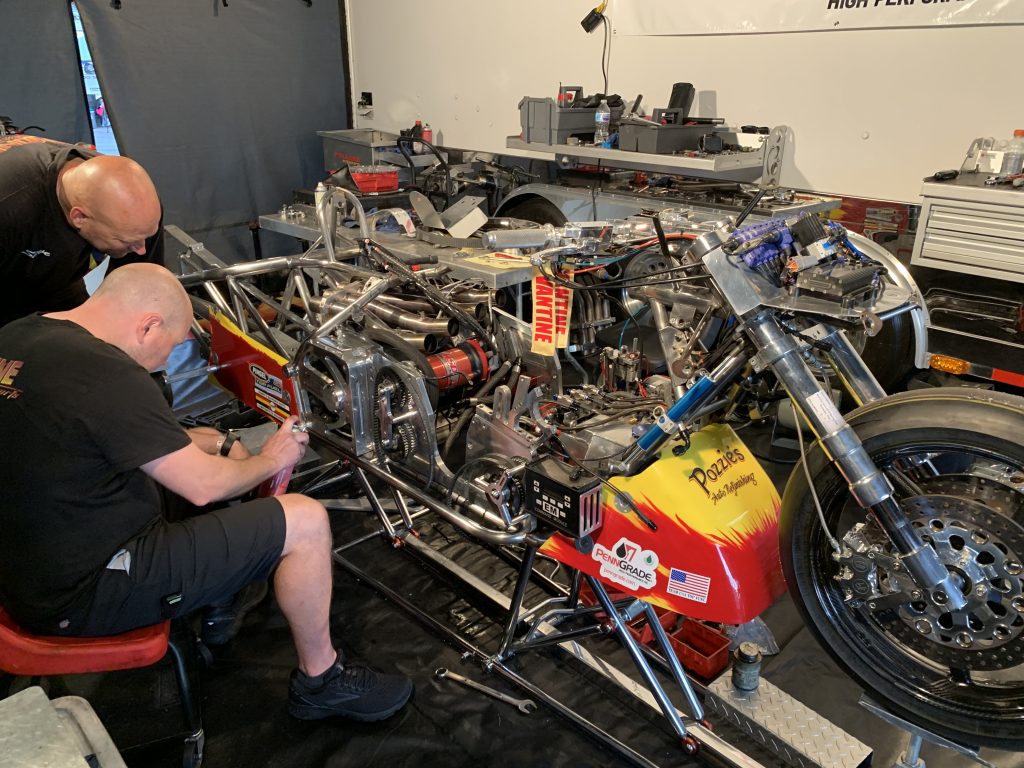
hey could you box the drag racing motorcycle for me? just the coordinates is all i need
[172,187,1024,753]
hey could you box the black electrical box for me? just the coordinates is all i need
[523,456,603,538]
[795,263,880,304]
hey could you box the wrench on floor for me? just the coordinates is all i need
[434,667,537,714]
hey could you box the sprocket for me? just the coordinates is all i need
[371,364,437,484]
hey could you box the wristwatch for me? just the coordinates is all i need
[217,431,240,457]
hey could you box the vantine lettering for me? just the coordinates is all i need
[532,275,571,348]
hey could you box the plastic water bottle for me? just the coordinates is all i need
[594,99,611,146]
[1000,129,1024,176]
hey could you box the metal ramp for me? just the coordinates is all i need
[706,674,872,768]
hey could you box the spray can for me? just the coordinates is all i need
[412,119,423,154]
[421,123,433,148]
[256,420,304,497]
[258,466,293,497]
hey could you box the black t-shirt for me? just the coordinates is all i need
[0,137,165,328]
[0,314,190,628]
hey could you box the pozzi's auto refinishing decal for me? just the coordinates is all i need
[541,423,785,624]
[592,537,659,591]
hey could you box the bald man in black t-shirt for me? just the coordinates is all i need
[0,136,164,327]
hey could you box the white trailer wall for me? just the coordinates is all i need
[345,0,1021,203]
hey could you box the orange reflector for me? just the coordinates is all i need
[929,354,971,375]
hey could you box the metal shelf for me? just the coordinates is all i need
[506,135,765,179]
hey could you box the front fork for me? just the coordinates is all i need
[745,311,968,612]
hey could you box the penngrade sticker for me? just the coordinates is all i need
[591,537,659,591]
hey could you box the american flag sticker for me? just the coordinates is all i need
[667,568,711,604]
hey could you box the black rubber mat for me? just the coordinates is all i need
[11,421,1024,768]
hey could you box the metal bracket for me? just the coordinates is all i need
[761,126,790,189]
[859,696,994,768]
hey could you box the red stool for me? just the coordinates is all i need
[0,606,204,767]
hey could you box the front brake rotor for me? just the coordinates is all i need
[839,493,1024,670]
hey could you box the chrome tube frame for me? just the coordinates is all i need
[807,323,887,406]
[330,438,534,547]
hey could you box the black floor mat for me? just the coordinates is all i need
[11,422,1024,768]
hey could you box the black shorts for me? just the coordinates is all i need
[61,497,286,636]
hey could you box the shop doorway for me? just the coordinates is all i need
[72,2,119,155]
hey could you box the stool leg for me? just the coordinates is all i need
[167,623,204,768]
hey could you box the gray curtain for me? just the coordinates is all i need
[0,0,93,143]
[75,0,349,262]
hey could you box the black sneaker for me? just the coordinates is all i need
[288,653,413,721]
[200,580,269,646]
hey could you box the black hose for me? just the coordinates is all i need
[441,359,514,460]
[396,135,451,210]
[361,326,439,409]
[651,213,672,262]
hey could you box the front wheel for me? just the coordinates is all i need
[781,388,1024,750]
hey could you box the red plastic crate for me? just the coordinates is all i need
[578,583,730,679]
[350,165,399,193]
[637,612,731,679]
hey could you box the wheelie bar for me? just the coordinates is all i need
[335,535,772,768]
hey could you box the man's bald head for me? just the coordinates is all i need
[92,263,191,329]
[60,155,161,258]
[65,263,192,371]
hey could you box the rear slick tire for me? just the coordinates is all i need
[781,388,1024,750]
